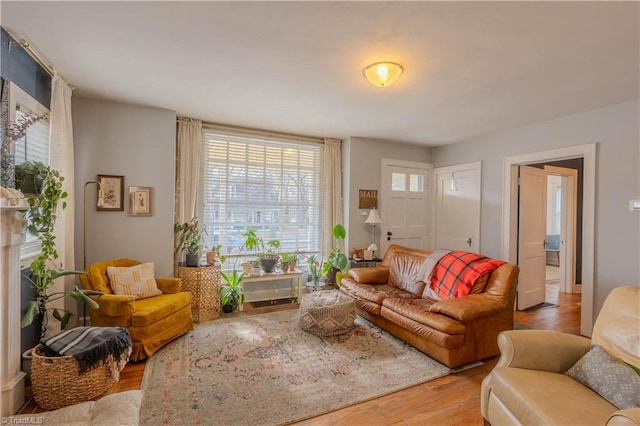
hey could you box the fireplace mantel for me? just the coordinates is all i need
[1,199,28,416]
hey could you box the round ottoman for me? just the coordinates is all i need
[298,290,356,336]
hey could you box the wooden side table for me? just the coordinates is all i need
[176,265,221,322]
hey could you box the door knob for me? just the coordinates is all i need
[387,231,392,241]
[467,237,472,247]
[387,232,393,235]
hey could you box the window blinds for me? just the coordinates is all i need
[201,130,323,266]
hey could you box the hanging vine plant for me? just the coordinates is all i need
[20,167,102,341]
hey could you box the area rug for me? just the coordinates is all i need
[140,309,450,425]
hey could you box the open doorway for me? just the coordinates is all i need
[503,144,596,337]
[531,160,583,307]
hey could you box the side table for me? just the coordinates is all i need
[176,265,221,322]
[349,257,383,268]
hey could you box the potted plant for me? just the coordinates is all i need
[280,252,295,272]
[305,254,324,289]
[21,166,102,342]
[15,160,49,195]
[241,230,281,273]
[321,224,349,286]
[174,217,202,267]
[220,270,245,313]
[205,243,225,265]
[259,239,280,273]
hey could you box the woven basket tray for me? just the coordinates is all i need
[30,345,127,410]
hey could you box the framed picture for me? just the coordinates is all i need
[129,186,152,216]
[97,175,124,211]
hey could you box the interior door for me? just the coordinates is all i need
[434,162,481,252]
[380,160,431,255]
[517,165,547,310]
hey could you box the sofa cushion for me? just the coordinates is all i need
[340,281,415,305]
[131,292,192,327]
[565,345,640,409]
[382,297,466,335]
[107,263,162,299]
[490,366,618,425]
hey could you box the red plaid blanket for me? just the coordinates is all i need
[429,251,505,299]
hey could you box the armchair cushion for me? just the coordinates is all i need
[131,292,192,327]
[565,345,640,409]
[107,262,162,299]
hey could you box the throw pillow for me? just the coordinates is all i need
[565,345,640,409]
[428,251,505,300]
[107,262,162,299]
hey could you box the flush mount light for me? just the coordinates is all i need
[362,62,403,88]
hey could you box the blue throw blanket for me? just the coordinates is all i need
[40,326,132,375]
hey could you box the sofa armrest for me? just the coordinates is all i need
[156,277,181,294]
[90,294,136,317]
[607,408,640,426]
[496,330,591,372]
[348,267,389,284]
[428,294,506,321]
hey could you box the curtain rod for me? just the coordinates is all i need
[10,38,55,77]
[201,121,327,144]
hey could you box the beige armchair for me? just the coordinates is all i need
[481,285,640,425]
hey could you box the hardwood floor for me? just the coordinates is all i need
[19,288,582,424]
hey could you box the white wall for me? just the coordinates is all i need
[343,137,431,251]
[72,97,176,277]
[431,100,640,316]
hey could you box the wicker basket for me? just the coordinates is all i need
[30,345,127,410]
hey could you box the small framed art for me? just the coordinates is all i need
[97,175,124,211]
[129,186,152,216]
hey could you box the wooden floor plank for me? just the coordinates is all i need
[20,286,581,424]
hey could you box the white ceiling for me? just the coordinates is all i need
[2,1,639,146]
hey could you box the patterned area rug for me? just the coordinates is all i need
[140,309,450,425]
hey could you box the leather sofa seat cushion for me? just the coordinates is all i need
[380,306,465,349]
[382,297,466,335]
[131,292,192,327]
[491,366,618,425]
[340,281,415,305]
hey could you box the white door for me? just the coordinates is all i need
[434,162,481,252]
[517,165,547,310]
[380,159,432,255]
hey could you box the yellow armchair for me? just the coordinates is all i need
[79,258,193,361]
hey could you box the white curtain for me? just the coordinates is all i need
[176,118,202,223]
[322,138,343,256]
[49,73,74,334]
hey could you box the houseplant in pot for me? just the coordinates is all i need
[321,224,349,286]
[20,167,102,376]
[174,217,202,267]
[220,270,245,313]
[241,230,281,273]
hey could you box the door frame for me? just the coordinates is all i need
[502,143,596,336]
[380,158,433,253]
[433,161,482,252]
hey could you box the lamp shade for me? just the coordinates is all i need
[365,208,382,224]
[363,62,403,88]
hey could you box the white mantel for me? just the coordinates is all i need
[1,199,28,416]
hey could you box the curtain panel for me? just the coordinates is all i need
[49,73,74,334]
[176,118,203,223]
[322,138,343,256]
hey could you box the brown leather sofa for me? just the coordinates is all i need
[340,244,519,368]
[481,285,640,425]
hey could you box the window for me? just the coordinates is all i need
[7,82,50,263]
[201,130,323,267]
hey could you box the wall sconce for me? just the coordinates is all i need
[362,62,404,88]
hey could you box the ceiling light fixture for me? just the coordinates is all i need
[362,62,403,88]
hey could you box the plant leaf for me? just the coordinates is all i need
[21,300,42,328]
[59,311,73,329]
[69,287,100,309]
